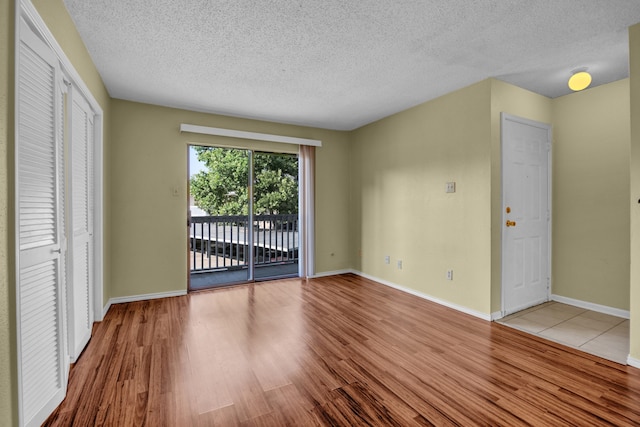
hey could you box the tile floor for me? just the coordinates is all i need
[498,302,630,364]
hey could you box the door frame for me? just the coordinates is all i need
[500,112,552,316]
[181,124,319,282]
[186,145,303,289]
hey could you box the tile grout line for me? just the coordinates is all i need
[577,319,628,349]
[533,308,588,335]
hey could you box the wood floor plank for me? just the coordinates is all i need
[311,382,409,427]
[198,404,239,427]
[44,274,640,426]
[263,383,318,425]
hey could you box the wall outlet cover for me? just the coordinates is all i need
[446,182,456,193]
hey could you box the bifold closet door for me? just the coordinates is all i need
[16,17,67,427]
[68,88,94,361]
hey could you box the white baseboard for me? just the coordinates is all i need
[102,300,112,319]
[491,311,504,321]
[311,269,355,278]
[352,270,491,321]
[551,294,630,319]
[102,290,188,317]
[628,356,640,369]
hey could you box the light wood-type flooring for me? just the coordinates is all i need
[45,274,640,426]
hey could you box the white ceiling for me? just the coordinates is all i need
[62,1,640,131]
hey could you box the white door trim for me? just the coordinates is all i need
[500,112,552,316]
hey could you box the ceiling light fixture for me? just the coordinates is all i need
[568,68,592,92]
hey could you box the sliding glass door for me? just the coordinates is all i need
[253,152,299,280]
[188,147,299,290]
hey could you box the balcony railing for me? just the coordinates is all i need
[189,214,298,273]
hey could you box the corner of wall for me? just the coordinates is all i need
[550,79,630,311]
[1,0,17,424]
[346,127,361,272]
[629,22,640,361]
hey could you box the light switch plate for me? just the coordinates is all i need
[446,182,456,193]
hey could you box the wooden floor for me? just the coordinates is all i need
[45,274,640,426]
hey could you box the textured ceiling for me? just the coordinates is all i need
[63,0,640,131]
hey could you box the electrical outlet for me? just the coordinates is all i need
[397,260,403,270]
[446,270,453,280]
[384,255,390,264]
[446,182,456,193]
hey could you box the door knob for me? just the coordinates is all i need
[506,220,516,227]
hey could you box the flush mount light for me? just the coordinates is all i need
[568,69,592,91]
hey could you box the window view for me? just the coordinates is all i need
[189,146,299,289]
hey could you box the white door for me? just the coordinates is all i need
[501,113,551,315]
[16,17,67,427]
[68,88,94,361]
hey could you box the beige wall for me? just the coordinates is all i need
[350,76,631,319]
[552,79,630,310]
[109,100,351,298]
[489,80,553,312]
[350,80,493,315]
[349,79,553,317]
[0,0,16,424]
[630,23,640,361]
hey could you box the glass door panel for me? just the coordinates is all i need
[189,146,250,289]
[188,147,299,290]
[253,152,299,280]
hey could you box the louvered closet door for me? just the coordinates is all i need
[17,18,67,427]
[69,88,94,361]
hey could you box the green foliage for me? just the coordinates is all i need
[190,147,298,216]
